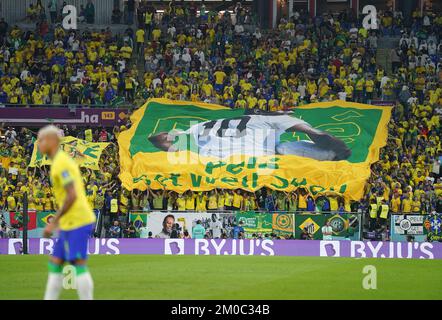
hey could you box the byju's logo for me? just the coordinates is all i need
[164,239,184,255]
[319,241,341,257]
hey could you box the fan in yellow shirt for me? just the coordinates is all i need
[176,194,186,211]
[152,28,161,41]
[195,193,208,211]
[224,190,234,209]
[390,193,401,213]
[298,192,307,210]
[401,196,412,213]
[207,191,218,210]
[213,70,226,85]
[411,197,421,213]
[136,29,145,43]
[185,191,197,210]
[6,192,17,211]
[232,190,243,210]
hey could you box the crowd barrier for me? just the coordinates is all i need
[3,211,441,243]
[1,238,442,259]
[127,211,362,240]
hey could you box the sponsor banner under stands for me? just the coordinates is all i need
[1,238,442,259]
[0,107,128,127]
[128,211,359,239]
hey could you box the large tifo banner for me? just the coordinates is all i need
[29,136,109,170]
[1,239,442,259]
[119,99,391,200]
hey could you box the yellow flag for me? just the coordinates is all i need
[29,136,109,170]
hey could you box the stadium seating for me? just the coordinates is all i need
[0,2,440,241]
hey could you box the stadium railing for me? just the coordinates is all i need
[0,103,135,109]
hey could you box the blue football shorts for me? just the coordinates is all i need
[53,223,94,262]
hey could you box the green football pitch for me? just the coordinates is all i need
[1,255,441,300]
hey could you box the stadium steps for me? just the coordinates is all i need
[376,48,391,74]
[135,56,145,83]
[376,36,400,75]
[214,0,242,12]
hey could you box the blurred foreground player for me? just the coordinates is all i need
[38,125,96,300]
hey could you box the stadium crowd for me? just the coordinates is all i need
[0,2,441,239]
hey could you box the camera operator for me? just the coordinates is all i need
[170,223,182,239]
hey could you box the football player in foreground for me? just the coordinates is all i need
[38,125,96,300]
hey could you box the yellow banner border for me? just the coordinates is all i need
[118,99,392,198]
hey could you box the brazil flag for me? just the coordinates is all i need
[118,99,391,200]
[295,214,326,240]
[37,211,56,228]
[129,212,148,231]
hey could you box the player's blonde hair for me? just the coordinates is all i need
[38,125,62,140]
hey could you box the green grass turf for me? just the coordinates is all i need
[0,255,441,300]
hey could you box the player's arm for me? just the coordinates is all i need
[286,122,352,160]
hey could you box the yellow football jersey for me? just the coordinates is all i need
[50,151,96,231]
